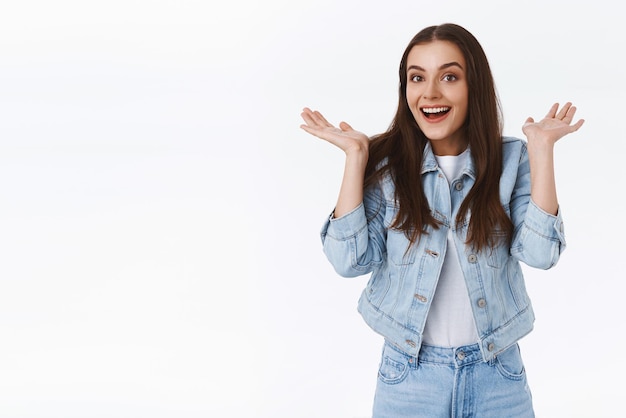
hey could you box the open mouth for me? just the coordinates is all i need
[421,106,451,119]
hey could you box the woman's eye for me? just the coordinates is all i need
[443,74,457,82]
[410,75,423,82]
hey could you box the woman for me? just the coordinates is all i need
[300,23,583,417]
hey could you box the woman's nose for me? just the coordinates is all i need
[423,80,440,99]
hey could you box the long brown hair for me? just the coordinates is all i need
[364,23,513,251]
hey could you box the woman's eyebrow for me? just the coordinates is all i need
[407,62,464,72]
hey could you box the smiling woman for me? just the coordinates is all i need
[299,22,584,418]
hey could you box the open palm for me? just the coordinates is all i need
[300,108,369,155]
[522,102,584,145]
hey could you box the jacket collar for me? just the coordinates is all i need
[421,141,477,180]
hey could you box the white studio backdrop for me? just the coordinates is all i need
[0,1,622,417]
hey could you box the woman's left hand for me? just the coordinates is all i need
[522,102,584,146]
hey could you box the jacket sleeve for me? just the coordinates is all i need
[509,143,566,269]
[319,183,387,277]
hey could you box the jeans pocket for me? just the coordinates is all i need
[377,343,410,385]
[494,343,526,381]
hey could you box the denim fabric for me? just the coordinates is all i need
[320,137,566,361]
[372,341,534,418]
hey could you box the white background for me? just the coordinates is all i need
[0,0,623,417]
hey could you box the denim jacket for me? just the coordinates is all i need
[320,137,565,361]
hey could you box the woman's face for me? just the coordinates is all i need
[405,40,469,155]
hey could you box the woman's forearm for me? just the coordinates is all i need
[333,150,368,218]
[527,142,558,215]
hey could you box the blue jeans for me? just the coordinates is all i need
[372,341,534,418]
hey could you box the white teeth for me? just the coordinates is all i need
[422,107,450,114]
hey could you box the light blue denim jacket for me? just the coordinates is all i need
[320,137,565,361]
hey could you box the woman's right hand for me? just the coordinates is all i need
[300,108,369,156]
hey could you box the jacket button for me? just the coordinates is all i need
[414,294,428,303]
[426,249,439,258]
[468,254,478,263]
[477,298,486,308]
[455,182,463,191]
[487,343,495,352]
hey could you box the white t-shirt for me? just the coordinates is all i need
[422,148,479,348]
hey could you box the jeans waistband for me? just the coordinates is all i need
[418,343,484,367]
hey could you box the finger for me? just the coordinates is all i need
[339,121,354,132]
[545,103,559,119]
[562,104,577,124]
[301,108,334,130]
[300,124,323,140]
[307,109,325,126]
[301,109,319,127]
[300,123,318,134]
[570,118,585,132]
[312,110,334,128]
[555,102,573,121]
[557,119,585,138]
[301,107,318,122]
[301,107,318,119]
[522,116,534,126]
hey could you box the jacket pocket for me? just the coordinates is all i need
[383,201,416,266]
[386,229,416,265]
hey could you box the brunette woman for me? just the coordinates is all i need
[300,23,583,417]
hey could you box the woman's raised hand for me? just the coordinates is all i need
[522,102,584,146]
[522,102,584,215]
[300,108,369,156]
